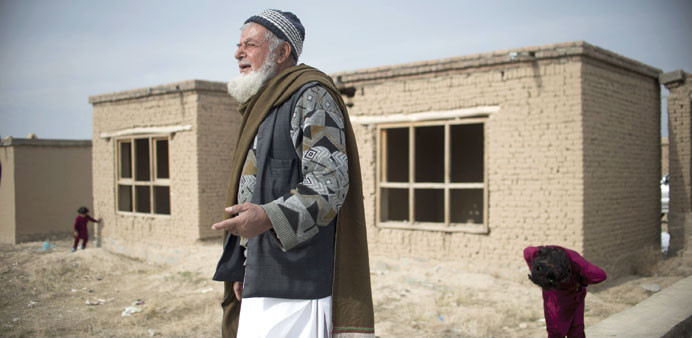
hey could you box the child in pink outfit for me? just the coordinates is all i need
[524,246,607,338]
[73,206,98,252]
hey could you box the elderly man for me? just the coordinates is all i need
[211,9,374,338]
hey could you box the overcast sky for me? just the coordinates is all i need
[1,0,690,140]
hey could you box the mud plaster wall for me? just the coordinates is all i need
[1,142,92,244]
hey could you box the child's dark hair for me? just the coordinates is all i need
[528,246,572,289]
[77,206,89,214]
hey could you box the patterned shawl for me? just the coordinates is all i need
[221,64,375,338]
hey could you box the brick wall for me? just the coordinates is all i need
[662,71,692,254]
[336,42,661,276]
[581,57,661,274]
[662,137,669,176]
[196,89,239,240]
[90,80,237,262]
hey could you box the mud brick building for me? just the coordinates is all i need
[661,70,692,255]
[91,42,665,275]
[334,41,662,276]
[0,137,92,243]
[89,80,238,262]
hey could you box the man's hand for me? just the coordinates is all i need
[233,282,243,301]
[211,202,272,238]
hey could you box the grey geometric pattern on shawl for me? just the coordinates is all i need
[261,85,349,251]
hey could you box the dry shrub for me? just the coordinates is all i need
[583,292,626,327]
[456,307,504,337]
[651,250,692,277]
[164,270,207,285]
[631,246,663,276]
[25,253,85,292]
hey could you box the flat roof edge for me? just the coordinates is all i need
[660,69,689,86]
[331,41,661,84]
[89,79,228,104]
[1,138,92,147]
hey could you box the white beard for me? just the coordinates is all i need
[227,59,278,103]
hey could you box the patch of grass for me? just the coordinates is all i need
[177,271,206,284]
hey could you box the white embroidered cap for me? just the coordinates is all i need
[245,9,305,61]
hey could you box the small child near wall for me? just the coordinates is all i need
[523,246,607,338]
[73,206,99,252]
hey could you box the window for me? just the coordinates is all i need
[377,119,487,233]
[116,136,171,215]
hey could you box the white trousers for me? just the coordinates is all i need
[237,296,332,338]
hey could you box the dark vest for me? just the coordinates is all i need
[213,82,336,300]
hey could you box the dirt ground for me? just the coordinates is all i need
[1,238,690,338]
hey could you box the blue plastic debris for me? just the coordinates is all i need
[40,241,56,251]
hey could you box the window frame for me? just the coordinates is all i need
[376,118,488,233]
[115,135,171,217]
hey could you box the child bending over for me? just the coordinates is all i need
[524,246,607,338]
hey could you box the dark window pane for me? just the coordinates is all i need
[414,189,444,222]
[135,186,151,213]
[134,138,150,181]
[156,139,169,179]
[120,142,132,179]
[415,126,444,183]
[380,188,409,222]
[451,124,484,183]
[118,185,132,212]
[384,128,409,182]
[154,186,170,215]
[450,189,483,224]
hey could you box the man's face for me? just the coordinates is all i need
[235,23,272,75]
